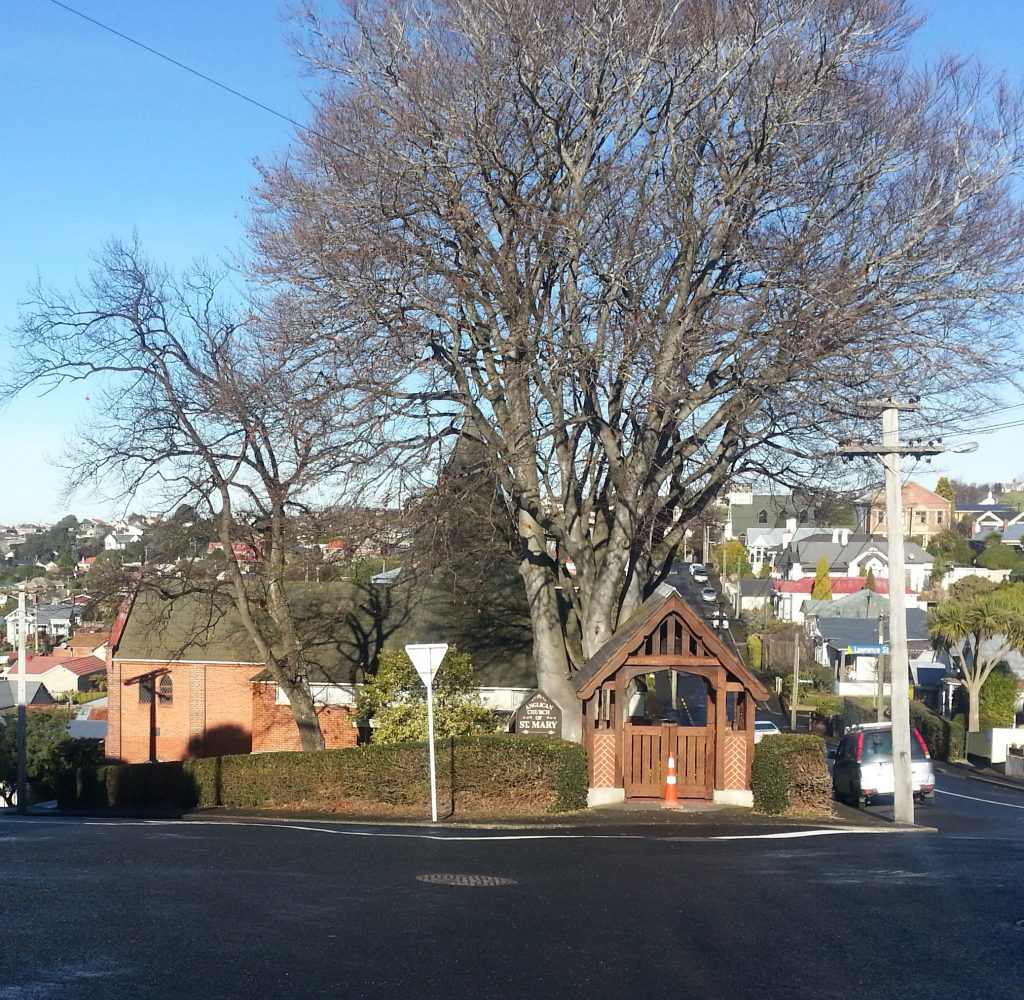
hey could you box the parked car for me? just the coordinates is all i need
[690,563,709,582]
[754,719,781,744]
[700,586,717,603]
[829,723,935,807]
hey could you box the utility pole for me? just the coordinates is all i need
[840,400,975,825]
[876,613,888,723]
[17,584,28,815]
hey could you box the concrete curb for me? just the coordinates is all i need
[10,802,929,835]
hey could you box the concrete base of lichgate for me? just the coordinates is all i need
[587,787,626,807]
[713,788,754,807]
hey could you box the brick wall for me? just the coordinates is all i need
[109,660,256,764]
[251,682,360,752]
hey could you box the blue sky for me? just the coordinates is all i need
[1,1,1023,523]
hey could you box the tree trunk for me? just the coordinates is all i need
[282,681,327,751]
[966,682,981,734]
[518,513,581,743]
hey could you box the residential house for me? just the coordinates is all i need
[956,491,1021,537]
[60,628,110,659]
[970,521,1024,550]
[15,524,43,536]
[3,653,106,698]
[802,588,892,622]
[743,520,823,575]
[775,531,934,593]
[321,538,351,561]
[772,577,925,625]
[2,602,83,645]
[722,489,828,541]
[737,579,773,614]
[812,610,932,696]
[76,520,110,541]
[104,532,141,552]
[857,480,952,545]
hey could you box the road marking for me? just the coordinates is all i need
[35,817,919,843]
[936,788,1024,811]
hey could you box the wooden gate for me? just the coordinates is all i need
[623,723,712,799]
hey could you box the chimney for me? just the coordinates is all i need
[831,528,840,543]
[840,528,850,546]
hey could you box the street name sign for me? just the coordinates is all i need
[846,644,890,655]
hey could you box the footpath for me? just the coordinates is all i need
[934,757,1024,793]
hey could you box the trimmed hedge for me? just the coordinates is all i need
[62,735,588,816]
[909,702,965,762]
[752,733,832,816]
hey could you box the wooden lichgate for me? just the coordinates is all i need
[623,723,711,799]
[573,584,770,804]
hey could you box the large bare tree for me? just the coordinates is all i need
[248,0,1024,735]
[6,239,382,749]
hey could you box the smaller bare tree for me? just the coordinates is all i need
[5,238,383,749]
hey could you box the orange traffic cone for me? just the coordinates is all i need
[662,753,679,807]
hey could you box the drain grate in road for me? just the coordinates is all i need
[416,873,517,887]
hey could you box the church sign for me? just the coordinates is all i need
[515,691,562,738]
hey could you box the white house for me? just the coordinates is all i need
[104,530,143,551]
[776,530,933,593]
[2,602,83,644]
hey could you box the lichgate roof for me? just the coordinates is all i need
[571,584,770,701]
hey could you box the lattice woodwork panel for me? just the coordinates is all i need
[723,732,747,789]
[590,732,617,787]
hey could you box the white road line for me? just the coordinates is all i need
[936,788,1024,811]
[47,818,912,843]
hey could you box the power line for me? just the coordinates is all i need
[945,416,1024,437]
[47,0,310,135]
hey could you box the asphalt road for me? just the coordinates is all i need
[847,764,1024,838]
[2,800,1023,1000]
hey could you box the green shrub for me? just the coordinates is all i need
[747,634,762,669]
[64,735,588,816]
[752,734,830,815]
[809,695,841,718]
[979,663,1021,729]
[356,647,498,744]
[909,702,965,761]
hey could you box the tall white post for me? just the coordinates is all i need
[17,586,28,814]
[405,643,449,823]
[425,678,438,823]
[882,407,914,825]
